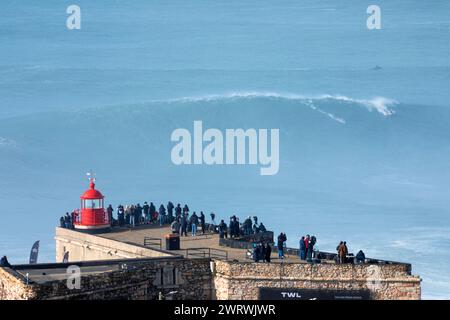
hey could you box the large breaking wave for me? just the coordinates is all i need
[162,91,398,117]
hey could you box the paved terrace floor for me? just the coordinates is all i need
[99,224,321,263]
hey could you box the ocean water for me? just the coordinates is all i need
[1,0,450,299]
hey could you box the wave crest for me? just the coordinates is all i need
[166,91,397,117]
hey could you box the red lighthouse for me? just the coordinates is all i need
[73,172,111,233]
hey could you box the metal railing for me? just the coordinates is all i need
[143,237,162,250]
[185,247,228,260]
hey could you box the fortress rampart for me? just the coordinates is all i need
[213,260,420,300]
[0,227,421,300]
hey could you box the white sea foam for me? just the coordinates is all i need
[0,137,17,148]
[164,91,397,117]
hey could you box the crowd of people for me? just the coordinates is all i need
[215,215,267,239]
[56,202,368,265]
[336,241,366,264]
[299,234,317,261]
[59,212,75,229]
[58,201,270,240]
[251,242,272,263]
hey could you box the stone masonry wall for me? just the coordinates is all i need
[0,268,37,300]
[213,260,421,300]
[0,257,212,300]
[55,227,173,262]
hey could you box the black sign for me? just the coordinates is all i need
[259,288,371,300]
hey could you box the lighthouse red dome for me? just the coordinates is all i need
[81,181,104,200]
[73,175,111,233]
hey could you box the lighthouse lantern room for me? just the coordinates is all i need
[74,172,111,233]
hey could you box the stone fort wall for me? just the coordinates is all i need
[0,229,421,300]
[1,257,212,300]
[213,260,421,300]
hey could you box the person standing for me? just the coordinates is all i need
[117,205,125,226]
[143,202,150,224]
[167,201,174,223]
[180,213,188,236]
[175,204,182,219]
[243,217,252,236]
[338,241,348,264]
[259,243,266,262]
[159,204,166,226]
[299,236,306,260]
[130,205,136,227]
[307,236,316,262]
[149,202,156,223]
[106,204,113,225]
[277,232,287,259]
[0,256,11,268]
[125,205,130,226]
[264,243,272,263]
[336,241,343,263]
[59,216,65,228]
[199,211,206,234]
[190,212,199,236]
[304,235,310,256]
[252,243,260,262]
[218,220,227,239]
[64,212,71,229]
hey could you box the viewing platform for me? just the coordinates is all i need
[97,224,305,263]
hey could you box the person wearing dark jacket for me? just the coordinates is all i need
[60,216,65,228]
[135,204,142,225]
[299,236,306,260]
[190,212,199,236]
[259,223,267,232]
[64,212,71,229]
[243,217,253,235]
[143,202,150,223]
[218,220,228,239]
[230,216,239,238]
[106,204,113,225]
[149,202,156,222]
[158,204,166,226]
[175,203,182,219]
[277,233,287,259]
[264,243,272,263]
[199,211,206,234]
[183,204,189,214]
[355,250,366,264]
[259,243,266,261]
[180,213,188,236]
[307,236,316,262]
[117,205,125,226]
[0,255,11,268]
[167,201,174,223]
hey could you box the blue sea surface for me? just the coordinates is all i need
[0,0,449,299]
